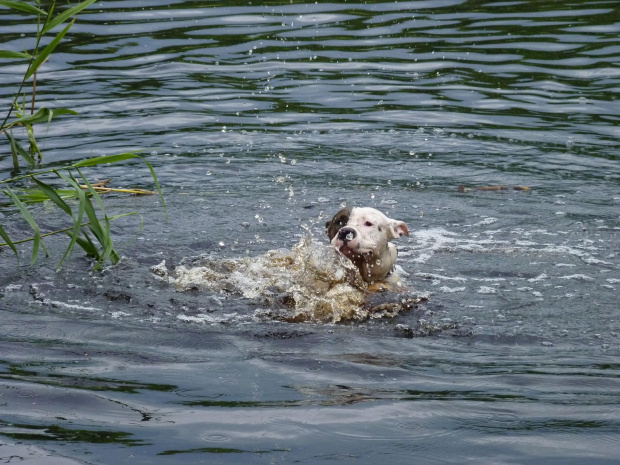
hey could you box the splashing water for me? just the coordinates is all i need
[151,236,425,323]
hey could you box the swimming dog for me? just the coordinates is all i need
[326,207,409,285]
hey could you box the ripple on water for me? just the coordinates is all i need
[200,433,232,443]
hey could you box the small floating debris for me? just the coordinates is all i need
[80,179,157,195]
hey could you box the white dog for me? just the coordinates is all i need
[325,207,409,284]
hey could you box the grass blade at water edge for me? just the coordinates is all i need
[31,177,73,216]
[76,168,118,267]
[26,20,74,80]
[26,124,42,159]
[3,108,79,131]
[74,229,99,259]
[56,170,93,267]
[143,158,167,218]
[0,0,48,15]
[72,152,141,168]
[0,50,32,59]
[72,152,167,217]
[0,223,19,264]
[5,130,36,167]
[43,0,96,34]
[2,186,48,264]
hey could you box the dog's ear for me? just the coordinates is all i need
[325,207,351,240]
[325,220,335,239]
[389,220,409,239]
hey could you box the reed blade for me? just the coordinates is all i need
[0,0,47,15]
[26,20,75,80]
[2,185,48,264]
[5,130,36,167]
[42,0,96,34]
[31,177,73,216]
[0,50,32,59]
[0,222,20,264]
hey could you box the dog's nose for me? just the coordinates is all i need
[338,227,356,243]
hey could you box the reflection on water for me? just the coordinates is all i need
[1,0,619,463]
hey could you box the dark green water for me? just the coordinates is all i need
[1,0,619,463]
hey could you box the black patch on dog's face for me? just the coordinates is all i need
[325,207,352,240]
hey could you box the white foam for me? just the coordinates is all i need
[558,274,594,281]
[528,273,548,282]
[471,217,499,226]
[438,286,466,293]
[4,284,23,292]
[409,228,613,270]
[31,299,101,312]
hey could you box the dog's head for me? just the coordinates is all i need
[325,207,409,282]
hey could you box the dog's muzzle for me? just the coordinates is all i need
[337,227,356,243]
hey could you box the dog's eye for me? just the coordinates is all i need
[364,221,373,227]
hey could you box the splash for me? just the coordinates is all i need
[151,236,425,323]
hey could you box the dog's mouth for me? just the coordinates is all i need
[337,243,373,257]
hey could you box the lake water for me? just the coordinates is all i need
[1,0,619,463]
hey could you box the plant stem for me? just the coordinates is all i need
[0,223,83,247]
[31,71,37,115]
[0,211,139,248]
[0,2,54,129]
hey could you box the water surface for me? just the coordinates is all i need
[1,0,619,463]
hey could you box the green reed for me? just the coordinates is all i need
[0,0,165,269]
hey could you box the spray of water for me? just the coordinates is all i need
[151,236,425,323]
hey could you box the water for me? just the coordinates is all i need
[1,0,619,463]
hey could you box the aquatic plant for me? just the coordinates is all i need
[0,0,164,269]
